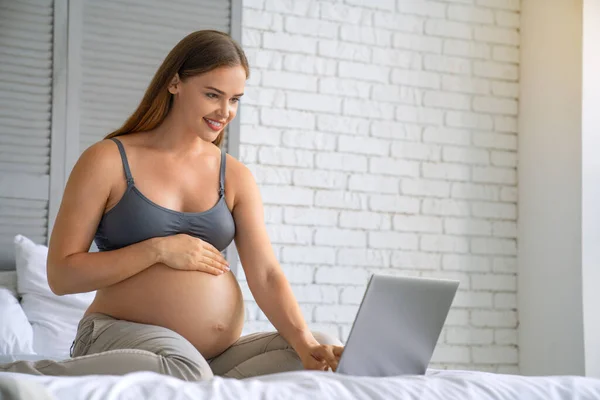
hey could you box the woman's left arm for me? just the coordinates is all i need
[231,163,343,371]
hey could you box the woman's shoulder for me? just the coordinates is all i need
[223,152,254,182]
[78,138,123,167]
[223,152,260,209]
[71,139,128,186]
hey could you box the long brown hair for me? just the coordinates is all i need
[104,30,249,148]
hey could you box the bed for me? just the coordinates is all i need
[1,366,600,400]
[1,235,600,400]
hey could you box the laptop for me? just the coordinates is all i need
[336,274,459,377]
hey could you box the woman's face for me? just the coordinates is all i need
[169,65,246,142]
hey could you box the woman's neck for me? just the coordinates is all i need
[149,113,214,157]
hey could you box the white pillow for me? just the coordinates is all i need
[0,288,35,355]
[14,234,96,357]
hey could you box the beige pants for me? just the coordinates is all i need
[0,313,341,381]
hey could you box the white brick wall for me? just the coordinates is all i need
[239,0,519,373]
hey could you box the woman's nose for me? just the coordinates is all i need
[217,100,230,119]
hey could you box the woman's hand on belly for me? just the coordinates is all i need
[155,234,230,275]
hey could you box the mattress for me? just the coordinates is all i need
[1,368,599,400]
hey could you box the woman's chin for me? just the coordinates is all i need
[198,129,222,143]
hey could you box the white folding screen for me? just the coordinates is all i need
[0,0,54,269]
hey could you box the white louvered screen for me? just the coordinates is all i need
[0,0,53,270]
[79,0,232,153]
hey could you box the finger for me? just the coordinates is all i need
[217,252,229,267]
[333,346,344,358]
[311,348,333,370]
[306,358,327,371]
[214,255,230,271]
[204,246,230,269]
[201,265,224,275]
[202,254,229,272]
[320,348,339,372]
[196,257,225,275]
[203,241,225,259]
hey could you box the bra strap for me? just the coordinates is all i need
[219,151,226,197]
[110,138,134,186]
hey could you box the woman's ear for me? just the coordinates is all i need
[168,73,181,94]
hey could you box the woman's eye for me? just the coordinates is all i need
[206,93,218,99]
[231,98,240,103]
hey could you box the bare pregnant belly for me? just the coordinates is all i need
[86,263,245,359]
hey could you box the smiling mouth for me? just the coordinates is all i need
[204,117,224,131]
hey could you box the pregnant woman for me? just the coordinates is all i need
[1,30,343,380]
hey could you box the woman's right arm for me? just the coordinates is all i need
[47,140,230,296]
[46,140,162,295]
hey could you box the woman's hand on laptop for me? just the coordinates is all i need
[298,344,344,372]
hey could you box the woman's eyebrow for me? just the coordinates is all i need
[204,86,244,97]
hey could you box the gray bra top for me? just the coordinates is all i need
[94,138,236,252]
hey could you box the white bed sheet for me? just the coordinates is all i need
[1,368,600,400]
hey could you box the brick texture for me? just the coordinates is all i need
[239,0,520,373]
